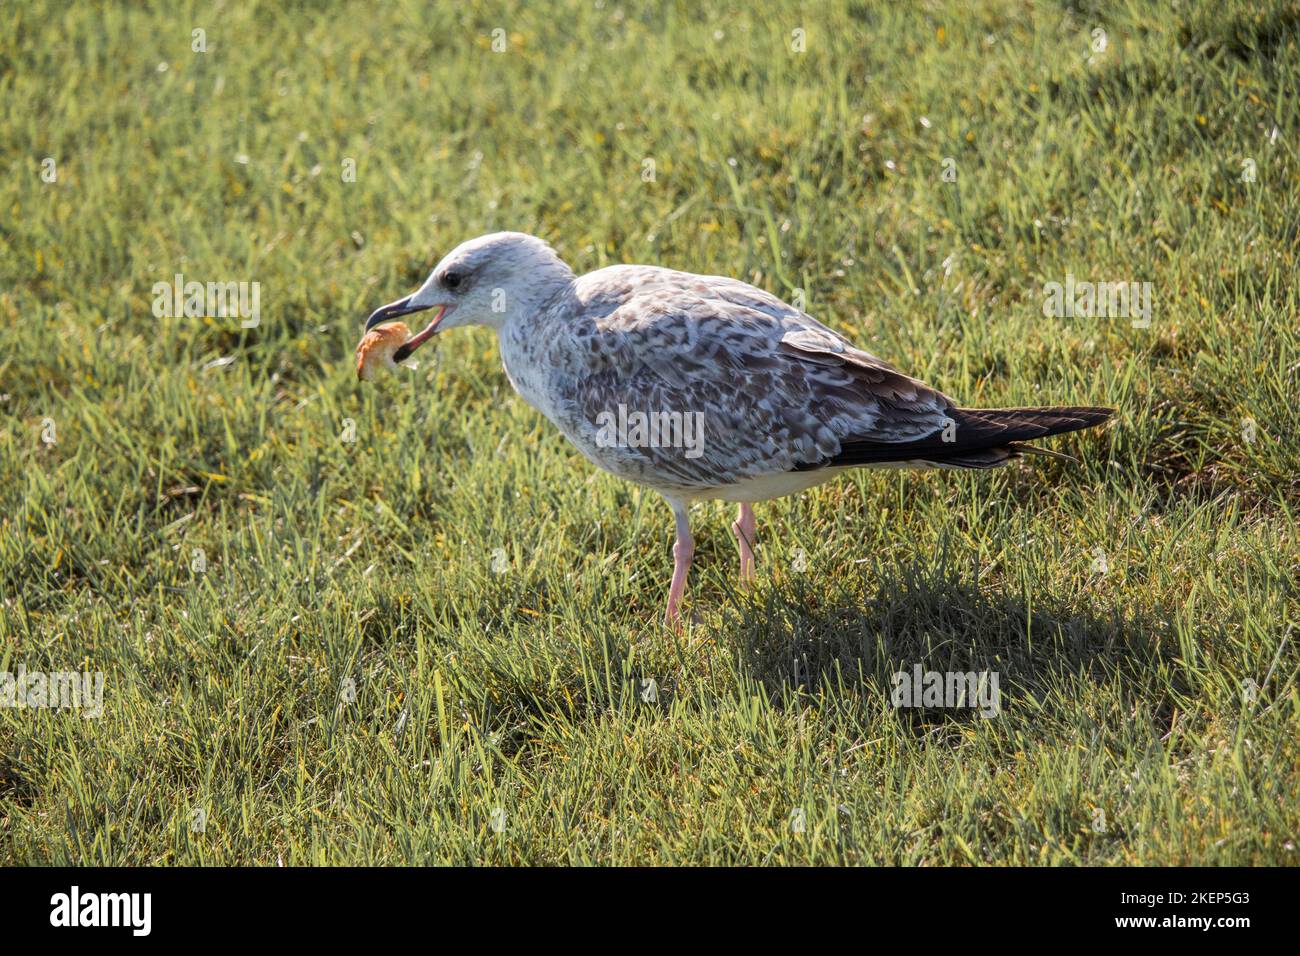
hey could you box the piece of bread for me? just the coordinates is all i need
[355,322,411,381]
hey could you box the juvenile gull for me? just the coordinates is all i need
[363,232,1112,628]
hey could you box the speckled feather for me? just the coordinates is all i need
[500,264,956,498]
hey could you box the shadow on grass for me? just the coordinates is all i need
[721,547,1185,728]
[0,744,39,809]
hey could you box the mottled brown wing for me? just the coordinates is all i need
[559,266,956,490]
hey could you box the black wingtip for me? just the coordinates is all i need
[954,405,1115,438]
[794,404,1114,471]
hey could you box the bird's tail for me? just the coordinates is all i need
[821,405,1114,470]
[938,405,1113,468]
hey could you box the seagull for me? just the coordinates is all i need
[363,231,1112,628]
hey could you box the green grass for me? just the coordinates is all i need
[2,0,1298,865]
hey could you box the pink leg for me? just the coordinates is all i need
[664,503,694,630]
[732,502,757,583]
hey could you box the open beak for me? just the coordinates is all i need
[364,296,452,363]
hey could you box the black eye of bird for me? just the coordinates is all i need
[442,270,464,291]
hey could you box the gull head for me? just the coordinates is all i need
[364,231,574,361]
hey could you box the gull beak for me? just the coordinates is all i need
[364,294,430,331]
[364,295,453,363]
